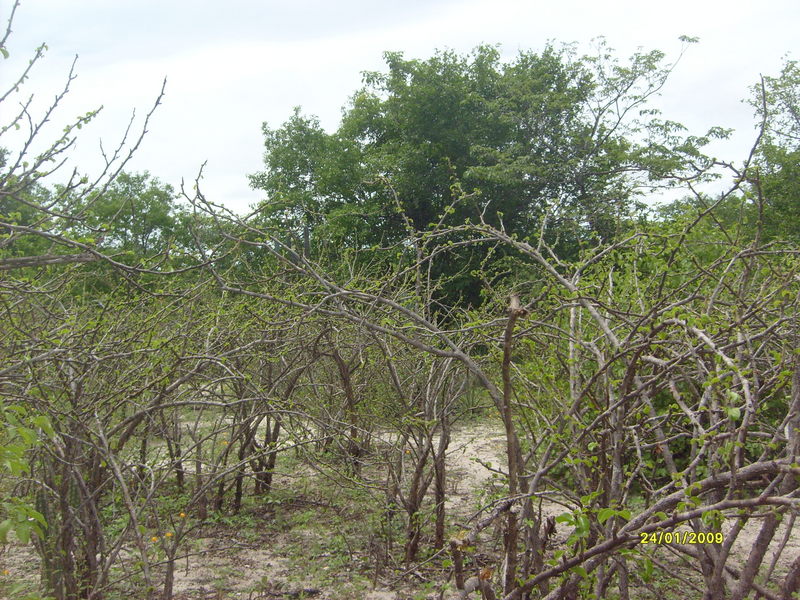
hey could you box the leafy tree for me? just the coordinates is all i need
[77,172,180,256]
[656,58,799,245]
[248,109,368,258]
[750,59,800,242]
[250,41,712,307]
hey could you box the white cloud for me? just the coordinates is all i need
[2,0,798,212]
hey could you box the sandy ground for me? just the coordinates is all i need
[445,424,567,522]
[446,423,800,582]
[0,422,797,599]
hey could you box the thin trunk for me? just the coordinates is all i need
[262,417,281,495]
[403,440,434,565]
[433,424,449,549]
[501,295,525,595]
[332,349,362,473]
[162,558,175,600]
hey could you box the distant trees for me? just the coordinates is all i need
[749,59,800,242]
[249,40,720,306]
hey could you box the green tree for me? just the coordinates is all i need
[248,108,368,258]
[77,171,180,257]
[250,41,709,307]
[751,59,800,242]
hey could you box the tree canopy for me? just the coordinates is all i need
[249,41,722,306]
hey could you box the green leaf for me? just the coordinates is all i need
[0,519,12,543]
[16,523,30,544]
[26,509,46,528]
[555,513,574,525]
[726,407,741,421]
[642,558,654,582]
[597,508,616,524]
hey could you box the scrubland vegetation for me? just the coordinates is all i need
[1,3,799,599]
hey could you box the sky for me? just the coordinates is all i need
[2,0,798,214]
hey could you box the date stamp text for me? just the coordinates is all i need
[639,530,723,545]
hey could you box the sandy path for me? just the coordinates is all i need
[445,423,566,525]
[443,422,800,587]
[1,422,797,599]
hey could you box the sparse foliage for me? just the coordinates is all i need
[1,3,799,599]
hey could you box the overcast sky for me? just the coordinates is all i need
[3,0,798,213]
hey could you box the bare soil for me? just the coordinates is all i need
[1,422,797,599]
